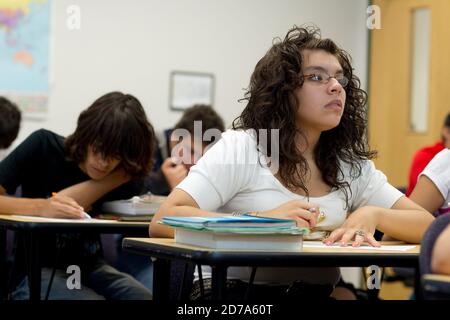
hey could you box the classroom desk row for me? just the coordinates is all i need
[0,214,422,301]
[123,238,421,301]
[0,215,149,301]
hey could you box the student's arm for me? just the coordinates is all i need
[325,196,433,246]
[56,167,130,209]
[432,225,450,275]
[149,189,220,238]
[409,175,445,214]
[376,196,434,243]
[325,160,435,246]
[0,130,86,218]
[0,185,85,218]
[150,188,320,238]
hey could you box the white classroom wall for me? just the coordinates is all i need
[9,0,369,151]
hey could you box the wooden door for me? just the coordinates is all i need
[369,0,450,187]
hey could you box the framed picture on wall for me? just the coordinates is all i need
[169,71,215,111]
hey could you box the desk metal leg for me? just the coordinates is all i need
[0,229,6,300]
[367,287,380,300]
[414,267,423,300]
[211,266,227,300]
[25,232,41,301]
[153,258,171,302]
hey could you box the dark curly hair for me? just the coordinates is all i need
[65,92,156,178]
[233,26,376,206]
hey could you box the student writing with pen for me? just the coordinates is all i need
[0,92,155,300]
[51,192,91,219]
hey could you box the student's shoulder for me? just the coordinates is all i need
[427,148,450,167]
[220,129,258,148]
[27,128,61,140]
[202,130,259,163]
[24,129,65,150]
[433,147,450,159]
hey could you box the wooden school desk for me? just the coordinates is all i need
[122,238,421,301]
[0,214,150,301]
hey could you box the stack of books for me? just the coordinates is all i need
[160,215,309,251]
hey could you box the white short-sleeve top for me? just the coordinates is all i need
[177,130,403,284]
[420,148,450,215]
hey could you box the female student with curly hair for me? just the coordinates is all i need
[150,26,433,300]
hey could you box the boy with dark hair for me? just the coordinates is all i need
[147,104,225,196]
[0,96,21,151]
[172,104,225,146]
[0,91,155,299]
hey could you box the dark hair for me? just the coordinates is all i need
[0,97,21,149]
[444,112,450,128]
[65,92,156,178]
[174,104,225,145]
[233,26,376,205]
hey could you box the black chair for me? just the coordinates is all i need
[420,213,450,299]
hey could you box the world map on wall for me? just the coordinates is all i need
[0,0,51,116]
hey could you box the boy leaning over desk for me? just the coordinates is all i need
[0,92,155,300]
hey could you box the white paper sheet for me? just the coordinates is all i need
[10,215,115,223]
[303,241,416,252]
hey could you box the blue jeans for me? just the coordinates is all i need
[115,247,153,292]
[12,261,152,300]
[102,234,153,292]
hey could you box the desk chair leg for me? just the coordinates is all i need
[177,262,190,301]
[244,267,257,300]
[211,266,227,300]
[153,258,171,302]
[197,264,205,299]
[25,232,41,301]
[0,229,6,300]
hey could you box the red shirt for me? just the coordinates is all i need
[406,141,445,196]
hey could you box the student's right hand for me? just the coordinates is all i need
[259,200,320,228]
[37,194,85,219]
[161,158,188,190]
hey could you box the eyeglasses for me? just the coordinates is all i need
[302,71,349,88]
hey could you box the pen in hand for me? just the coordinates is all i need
[51,192,92,219]
[308,207,326,223]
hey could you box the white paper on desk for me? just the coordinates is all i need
[303,241,416,252]
[11,215,115,223]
